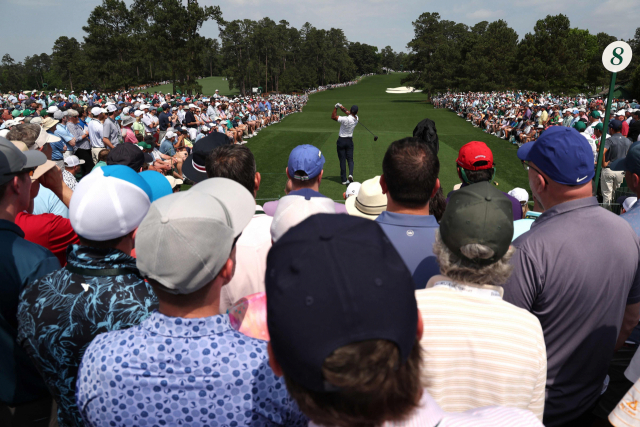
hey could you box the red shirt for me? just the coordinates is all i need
[622,120,630,137]
[15,212,79,266]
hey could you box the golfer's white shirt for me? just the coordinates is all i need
[337,115,358,138]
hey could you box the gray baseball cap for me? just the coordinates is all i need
[53,110,68,120]
[440,181,514,266]
[0,136,47,185]
[136,177,255,294]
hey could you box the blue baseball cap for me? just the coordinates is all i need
[287,144,325,180]
[609,119,623,131]
[611,142,640,174]
[139,170,173,201]
[517,126,594,185]
[266,214,417,392]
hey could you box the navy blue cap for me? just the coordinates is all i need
[611,142,640,174]
[287,144,325,180]
[609,119,623,131]
[350,105,358,114]
[266,214,418,393]
[162,103,170,110]
[517,126,594,185]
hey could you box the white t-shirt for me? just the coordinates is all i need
[581,132,598,163]
[585,120,600,137]
[88,119,104,148]
[337,115,358,138]
[219,206,272,313]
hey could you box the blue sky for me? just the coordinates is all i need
[3,0,638,62]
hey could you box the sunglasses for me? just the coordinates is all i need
[522,161,548,184]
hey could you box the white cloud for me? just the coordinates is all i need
[466,9,503,20]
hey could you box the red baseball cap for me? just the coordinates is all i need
[457,141,494,171]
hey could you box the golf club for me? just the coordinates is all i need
[357,121,378,141]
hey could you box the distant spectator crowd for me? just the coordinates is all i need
[434,91,640,205]
[305,74,374,95]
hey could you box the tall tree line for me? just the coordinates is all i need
[217,19,387,95]
[0,0,226,94]
[0,0,395,94]
[403,12,640,99]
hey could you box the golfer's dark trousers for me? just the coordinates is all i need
[337,136,354,182]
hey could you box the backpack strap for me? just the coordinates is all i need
[65,264,141,277]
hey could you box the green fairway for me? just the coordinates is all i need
[244,73,530,202]
[147,76,239,96]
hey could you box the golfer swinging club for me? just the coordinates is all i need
[332,103,358,184]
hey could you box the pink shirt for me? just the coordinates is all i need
[123,126,138,144]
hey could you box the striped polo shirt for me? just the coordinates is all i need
[416,275,547,421]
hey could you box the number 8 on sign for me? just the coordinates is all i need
[602,41,632,73]
[611,47,624,66]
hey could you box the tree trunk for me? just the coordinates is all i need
[210,59,212,77]
[265,53,268,93]
[69,73,73,92]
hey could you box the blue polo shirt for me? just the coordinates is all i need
[622,200,640,236]
[33,184,69,218]
[54,123,74,146]
[375,211,439,289]
[48,130,67,160]
[159,138,176,156]
[0,219,59,405]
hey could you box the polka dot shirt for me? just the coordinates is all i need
[76,311,307,426]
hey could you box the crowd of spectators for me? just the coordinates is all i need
[0,87,308,185]
[434,91,640,205]
[3,84,640,427]
[305,74,373,95]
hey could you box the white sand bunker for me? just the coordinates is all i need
[386,86,423,94]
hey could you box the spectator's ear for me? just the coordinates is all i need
[219,251,236,284]
[430,179,440,199]
[254,172,261,197]
[417,309,423,340]
[267,342,284,377]
[285,167,292,180]
[380,174,388,195]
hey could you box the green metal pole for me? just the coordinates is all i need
[594,72,617,193]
